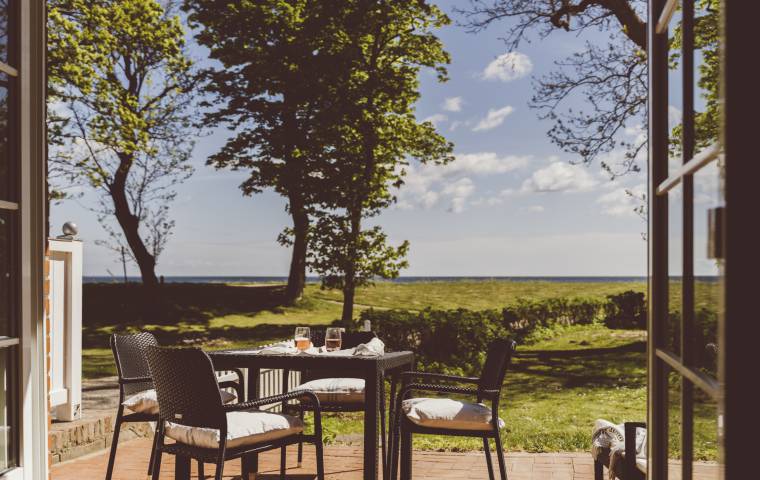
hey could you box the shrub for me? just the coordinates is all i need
[502,297,604,341]
[360,308,506,376]
[362,296,604,374]
[603,291,647,329]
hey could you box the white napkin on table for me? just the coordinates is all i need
[251,340,297,354]
[353,337,385,356]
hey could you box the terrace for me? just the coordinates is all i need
[5,0,757,480]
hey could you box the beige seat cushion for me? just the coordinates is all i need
[165,410,303,449]
[123,389,236,415]
[402,398,504,431]
[296,378,365,404]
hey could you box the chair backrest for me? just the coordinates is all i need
[477,339,517,395]
[111,332,159,397]
[145,345,227,429]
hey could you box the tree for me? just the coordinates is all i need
[307,0,454,323]
[459,0,719,176]
[183,0,343,304]
[47,0,196,287]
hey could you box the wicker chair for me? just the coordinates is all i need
[289,331,384,468]
[390,338,517,480]
[145,345,325,480]
[593,422,647,480]
[106,332,243,480]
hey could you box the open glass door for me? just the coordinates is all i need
[648,0,724,478]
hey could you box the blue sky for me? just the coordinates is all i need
[52,0,656,278]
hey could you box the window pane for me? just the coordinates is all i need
[0,347,14,471]
[0,210,11,337]
[0,71,8,201]
[666,183,683,354]
[693,393,721,477]
[693,161,722,379]
[667,370,682,478]
[0,0,8,65]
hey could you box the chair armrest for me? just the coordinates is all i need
[120,376,152,384]
[399,382,479,397]
[400,371,480,384]
[224,390,321,413]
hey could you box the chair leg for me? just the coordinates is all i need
[151,425,164,480]
[389,408,402,480]
[400,426,412,480]
[197,460,205,480]
[315,434,326,480]
[594,460,604,480]
[493,431,508,480]
[297,409,305,467]
[214,458,225,480]
[105,408,123,480]
[175,455,191,480]
[147,426,159,476]
[280,446,287,479]
[483,438,495,480]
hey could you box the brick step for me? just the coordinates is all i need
[49,410,154,464]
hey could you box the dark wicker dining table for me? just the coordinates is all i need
[208,348,415,480]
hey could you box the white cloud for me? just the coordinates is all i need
[482,52,533,82]
[473,105,514,132]
[442,96,464,112]
[446,152,529,175]
[442,178,475,213]
[397,152,530,212]
[527,205,545,213]
[423,113,448,127]
[449,120,469,131]
[520,162,599,193]
[597,183,646,217]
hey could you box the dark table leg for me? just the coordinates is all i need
[242,366,260,478]
[363,369,380,480]
[175,455,191,480]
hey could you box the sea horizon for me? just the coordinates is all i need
[83,275,719,284]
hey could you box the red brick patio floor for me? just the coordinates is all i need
[51,437,720,480]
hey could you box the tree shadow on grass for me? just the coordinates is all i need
[84,283,290,327]
[82,283,323,348]
[507,341,647,396]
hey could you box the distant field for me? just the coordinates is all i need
[308,280,647,311]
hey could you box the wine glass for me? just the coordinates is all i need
[294,326,311,351]
[325,327,342,352]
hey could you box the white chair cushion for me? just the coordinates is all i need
[402,397,505,431]
[296,378,365,404]
[165,410,303,449]
[123,389,236,415]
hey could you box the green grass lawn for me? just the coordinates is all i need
[80,280,718,460]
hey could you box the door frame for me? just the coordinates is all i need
[647,1,760,479]
[2,0,47,479]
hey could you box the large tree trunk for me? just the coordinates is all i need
[110,155,159,288]
[341,279,356,324]
[341,210,361,324]
[285,193,308,304]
